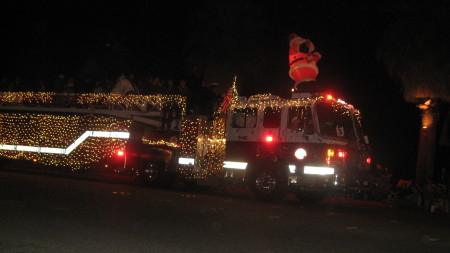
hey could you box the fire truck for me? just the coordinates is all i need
[177,84,371,201]
[175,33,373,201]
[0,34,372,201]
[0,88,370,201]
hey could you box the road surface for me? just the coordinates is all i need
[1,170,449,253]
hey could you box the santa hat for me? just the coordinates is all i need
[289,33,306,47]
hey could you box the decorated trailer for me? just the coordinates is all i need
[0,92,186,185]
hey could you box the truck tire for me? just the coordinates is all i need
[140,161,164,187]
[247,163,287,201]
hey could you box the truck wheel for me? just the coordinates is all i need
[140,161,163,187]
[247,165,286,201]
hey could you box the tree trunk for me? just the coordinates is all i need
[415,102,439,186]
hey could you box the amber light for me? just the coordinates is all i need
[326,148,346,165]
[327,149,334,157]
[326,94,333,100]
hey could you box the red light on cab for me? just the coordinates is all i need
[265,136,273,142]
[337,150,346,158]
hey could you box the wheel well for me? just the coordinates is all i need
[245,160,289,183]
[245,160,289,201]
[255,152,279,163]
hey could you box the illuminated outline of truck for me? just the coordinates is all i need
[0,90,370,201]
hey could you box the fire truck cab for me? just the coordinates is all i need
[223,92,371,200]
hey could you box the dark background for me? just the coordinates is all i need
[1,0,431,179]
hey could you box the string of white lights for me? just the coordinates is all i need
[0,131,129,155]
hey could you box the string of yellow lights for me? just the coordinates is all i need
[0,112,132,170]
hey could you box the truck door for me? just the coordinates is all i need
[225,108,258,163]
[227,108,258,141]
[261,107,282,143]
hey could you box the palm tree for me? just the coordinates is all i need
[378,2,450,186]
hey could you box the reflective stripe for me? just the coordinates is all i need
[304,166,335,175]
[223,161,248,170]
[289,165,296,173]
[0,131,130,155]
[178,157,195,165]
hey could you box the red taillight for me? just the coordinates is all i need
[337,150,346,158]
[326,94,333,100]
[117,150,125,156]
[366,157,371,164]
[265,136,273,142]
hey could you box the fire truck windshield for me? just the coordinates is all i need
[232,108,257,128]
[316,101,356,140]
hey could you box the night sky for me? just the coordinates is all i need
[1,0,442,178]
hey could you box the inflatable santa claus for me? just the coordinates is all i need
[288,33,321,89]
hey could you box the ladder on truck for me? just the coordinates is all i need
[0,92,186,129]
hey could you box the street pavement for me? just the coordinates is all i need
[1,170,450,253]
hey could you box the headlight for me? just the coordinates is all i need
[294,148,307,160]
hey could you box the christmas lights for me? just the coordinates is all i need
[0,91,361,178]
[0,92,187,171]
[177,115,227,179]
[0,112,132,170]
[141,137,179,148]
[0,92,186,116]
[0,131,129,154]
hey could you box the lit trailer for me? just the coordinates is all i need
[182,92,371,201]
[0,92,186,185]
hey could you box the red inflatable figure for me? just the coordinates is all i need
[288,33,321,89]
